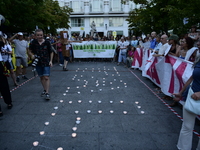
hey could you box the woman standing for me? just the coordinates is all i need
[1,36,18,86]
[0,35,13,116]
[173,41,200,149]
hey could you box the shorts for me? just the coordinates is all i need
[64,56,70,61]
[7,61,14,70]
[36,66,50,77]
[16,57,28,67]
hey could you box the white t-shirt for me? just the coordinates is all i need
[158,43,170,55]
[2,44,12,62]
[13,39,28,58]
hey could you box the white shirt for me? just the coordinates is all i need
[158,43,169,55]
[2,44,12,62]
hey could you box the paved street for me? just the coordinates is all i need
[0,61,199,150]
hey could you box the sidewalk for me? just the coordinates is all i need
[0,62,199,150]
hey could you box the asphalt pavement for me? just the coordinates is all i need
[0,61,199,150]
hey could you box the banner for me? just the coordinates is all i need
[72,41,117,58]
[132,48,193,96]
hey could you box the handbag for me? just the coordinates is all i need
[184,87,200,115]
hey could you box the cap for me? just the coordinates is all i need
[46,37,50,39]
[18,32,23,36]
[168,34,179,42]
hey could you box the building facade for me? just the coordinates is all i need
[56,0,139,38]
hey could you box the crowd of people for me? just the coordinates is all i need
[1,24,200,149]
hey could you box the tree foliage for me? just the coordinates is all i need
[0,0,72,35]
[127,0,200,36]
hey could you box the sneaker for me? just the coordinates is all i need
[45,93,50,100]
[16,77,20,82]
[22,76,28,80]
[41,90,46,97]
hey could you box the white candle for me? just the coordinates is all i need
[60,100,63,103]
[110,101,113,103]
[141,111,145,114]
[57,147,63,150]
[45,122,49,125]
[89,101,92,103]
[123,111,127,114]
[137,106,141,109]
[54,106,58,110]
[69,101,72,104]
[72,127,77,131]
[40,131,45,135]
[110,110,114,113]
[77,117,81,121]
[98,110,102,113]
[78,100,82,103]
[51,113,56,116]
[72,133,77,137]
[120,101,124,103]
[98,101,102,103]
[135,101,139,104]
[33,141,39,146]
[75,111,79,114]
[76,120,81,124]
[87,110,91,113]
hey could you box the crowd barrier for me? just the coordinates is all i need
[132,48,193,97]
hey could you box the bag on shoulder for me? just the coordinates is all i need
[184,87,200,115]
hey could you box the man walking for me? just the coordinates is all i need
[29,29,53,100]
[9,32,30,82]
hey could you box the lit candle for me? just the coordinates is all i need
[110,101,113,103]
[51,113,56,116]
[78,100,82,103]
[57,147,63,150]
[98,110,102,113]
[40,131,45,135]
[60,100,63,103]
[89,100,92,103]
[123,111,127,114]
[110,110,114,113]
[137,106,141,109]
[76,120,81,124]
[87,110,91,113]
[72,133,77,137]
[63,93,66,96]
[135,101,139,104]
[98,101,102,103]
[33,141,39,146]
[141,111,145,114]
[120,101,124,103]
[44,122,49,125]
[77,117,81,121]
[69,101,72,104]
[75,111,79,114]
[72,127,77,131]
[54,106,58,110]
[78,92,80,94]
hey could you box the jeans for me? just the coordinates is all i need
[58,51,64,64]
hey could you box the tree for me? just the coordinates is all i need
[0,0,72,35]
[127,0,200,36]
